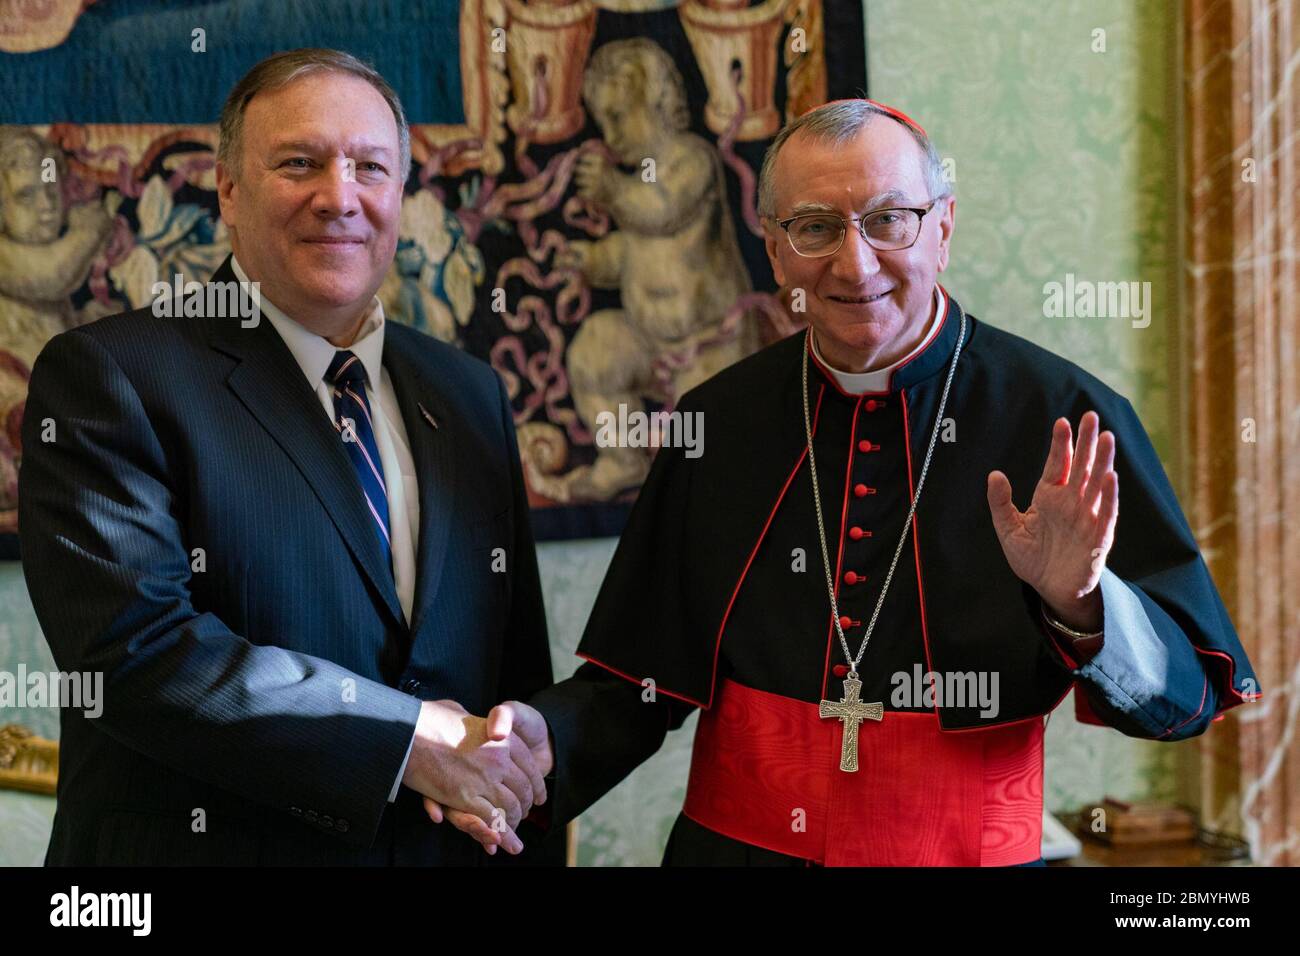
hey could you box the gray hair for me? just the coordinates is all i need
[217,48,411,184]
[757,100,950,219]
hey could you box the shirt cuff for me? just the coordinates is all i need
[1080,566,1167,683]
[389,727,417,803]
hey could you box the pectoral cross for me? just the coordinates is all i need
[819,675,883,772]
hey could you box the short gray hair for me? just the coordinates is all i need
[217,48,411,183]
[757,99,950,219]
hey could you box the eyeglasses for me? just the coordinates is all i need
[775,200,940,257]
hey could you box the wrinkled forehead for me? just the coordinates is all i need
[244,72,399,146]
[773,123,930,216]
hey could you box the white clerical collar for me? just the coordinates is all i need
[810,284,946,394]
[231,254,387,392]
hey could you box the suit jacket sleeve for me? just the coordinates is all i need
[19,328,421,849]
[529,661,695,828]
[527,398,705,828]
[1032,394,1260,740]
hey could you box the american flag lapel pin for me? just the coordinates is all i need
[417,401,439,429]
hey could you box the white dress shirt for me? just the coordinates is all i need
[230,255,419,800]
[810,284,947,394]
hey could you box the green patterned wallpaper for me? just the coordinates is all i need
[867,0,1182,817]
[870,0,1175,457]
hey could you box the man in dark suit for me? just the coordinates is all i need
[19,48,557,865]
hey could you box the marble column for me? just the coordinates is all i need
[1184,0,1299,865]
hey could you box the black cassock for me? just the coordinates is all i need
[529,287,1259,866]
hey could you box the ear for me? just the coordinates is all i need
[215,160,237,230]
[935,196,955,273]
[762,217,787,288]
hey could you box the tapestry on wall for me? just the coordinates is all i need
[0,0,867,547]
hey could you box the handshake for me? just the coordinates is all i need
[400,698,553,856]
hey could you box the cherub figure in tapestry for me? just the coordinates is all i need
[535,38,760,502]
[0,128,113,531]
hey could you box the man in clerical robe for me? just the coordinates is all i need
[433,99,1260,866]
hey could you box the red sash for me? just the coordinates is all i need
[682,678,1043,866]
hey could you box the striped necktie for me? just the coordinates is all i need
[326,349,392,573]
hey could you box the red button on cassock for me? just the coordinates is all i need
[854,484,868,497]
[832,664,850,678]
[849,526,871,540]
[866,399,879,411]
[858,440,875,453]
[838,615,852,630]
[844,571,861,585]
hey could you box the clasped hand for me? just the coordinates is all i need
[401,698,552,856]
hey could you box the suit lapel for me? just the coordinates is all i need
[382,332,458,644]
[207,257,405,630]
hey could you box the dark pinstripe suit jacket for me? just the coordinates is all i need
[19,256,560,865]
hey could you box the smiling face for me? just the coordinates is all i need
[216,70,403,342]
[763,119,955,373]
